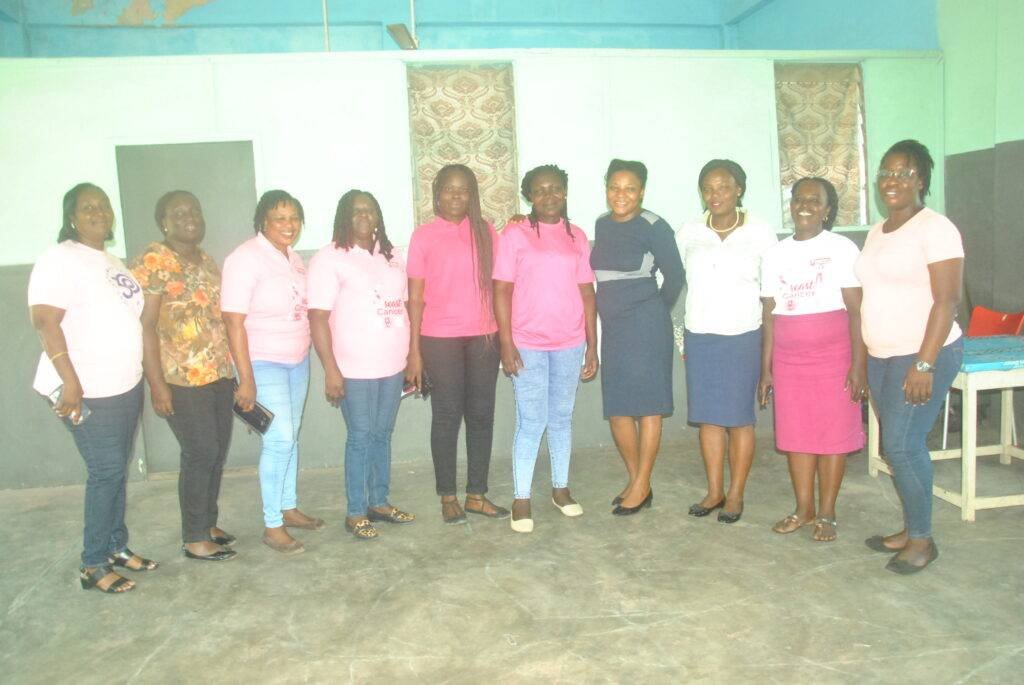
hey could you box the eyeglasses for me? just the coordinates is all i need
[876,168,917,180]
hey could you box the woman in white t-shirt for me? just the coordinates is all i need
[28,183,156,594]
[758,177,867,543]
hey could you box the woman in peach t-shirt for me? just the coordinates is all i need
[855,140,964,574]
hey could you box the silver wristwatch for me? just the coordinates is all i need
[914,360,935,373]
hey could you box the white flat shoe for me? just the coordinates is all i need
[552,497,583,517]
[510,516,534,533]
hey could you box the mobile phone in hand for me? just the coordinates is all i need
[46,386,91,424]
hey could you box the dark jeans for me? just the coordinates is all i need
[867,339,963,539]
[66,380,143,567]
[420,335,500,496]
[166,378,234,543]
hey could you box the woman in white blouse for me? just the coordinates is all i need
[675,160,777,524]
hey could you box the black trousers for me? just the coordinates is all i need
[166,378,234,542]
[420,335,500,496]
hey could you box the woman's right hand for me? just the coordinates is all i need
[55,379,84,423]
[234,378,257,412]
[150,381,175,417]
[506,214,527,224]
[500,342,524,377]
[405,351,423,391]
[757,373,773,407]
[324,368,346,406]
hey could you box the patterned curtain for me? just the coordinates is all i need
[775,63,865,229]
[406,63,519,229]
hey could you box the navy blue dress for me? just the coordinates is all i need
[590,210,684,418]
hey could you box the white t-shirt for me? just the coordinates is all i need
[675,212,778,335]
[760,230,861,316]
[28,241,144,398]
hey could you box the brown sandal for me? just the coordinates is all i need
[771,514,813,535]
[441,497,466,524]
[464,495,510,519]
[812,517,838,542]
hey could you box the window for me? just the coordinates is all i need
[774,63,867,230]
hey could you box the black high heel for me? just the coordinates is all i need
[612,489,653,516]
[688,499,725,517]
[79,565,134,593]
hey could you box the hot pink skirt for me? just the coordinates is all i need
[772,309,865,455]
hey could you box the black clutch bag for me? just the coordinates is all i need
[231,380,275,434]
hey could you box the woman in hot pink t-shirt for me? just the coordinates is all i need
[494,164,598,533]
[406,164,508,523]
[222,190,320,555]
[308,189,416,541]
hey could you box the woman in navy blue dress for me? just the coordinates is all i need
[589,159,684,515]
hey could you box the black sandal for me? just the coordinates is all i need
[109,548,159,571]
[464,495,510,519]
[80,565,134,593]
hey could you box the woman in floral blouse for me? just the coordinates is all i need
[132,191,237,562]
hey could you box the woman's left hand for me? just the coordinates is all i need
[580,346,599,380]
[903,367,934,406]
[845,366,868,403]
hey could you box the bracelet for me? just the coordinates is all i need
[49,350,68,362]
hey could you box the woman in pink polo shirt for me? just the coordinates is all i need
[406,164,509,523]
[222,190,321,555]
[494,165,598,533]
[308,189,416,541]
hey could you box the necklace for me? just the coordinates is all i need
[706,209,742,234]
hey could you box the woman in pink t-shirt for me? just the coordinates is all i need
[406,164,509,523]
[29,183,156,594]
[222,190,320,555]
[494,165,598,533]
[309,190,415,541]
[855,140,964,574]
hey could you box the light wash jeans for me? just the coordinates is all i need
[511,343,585,499]
[252,356,310,528]
[339,372,404,517]
[867,339,963,539]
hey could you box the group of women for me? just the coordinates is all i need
[28,138,963,593]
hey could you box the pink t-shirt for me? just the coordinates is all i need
[493,219,594,350]
[221,233,310,364]
[28,241,144,398]
[307,243,410,379]
[855,207,964,358]
[406,216,499,337]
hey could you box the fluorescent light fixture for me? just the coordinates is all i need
[387,23,419,50]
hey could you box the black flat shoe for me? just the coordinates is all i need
[688,499,725,517]
[886,541,939,575]
[611,495,623,507]
[612,490,653,516]
[109,548,159,571]
[211,533,236,546]
[865,535,904,554]
[718,509,743,524]
[181,545,237,562]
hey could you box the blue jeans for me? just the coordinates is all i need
[511,343,585,499]
[66,380,143,567]
[339,372,404,517]
[252,356,310,528]
[867,339,963,539]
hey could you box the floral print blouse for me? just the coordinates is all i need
[131,242,233,387]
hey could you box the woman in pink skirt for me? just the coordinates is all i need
[758,177,867,542]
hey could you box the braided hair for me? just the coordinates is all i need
[881,139,934,203]
[331,189,394,261]
[432,164,492,312]
[520,164,573,240]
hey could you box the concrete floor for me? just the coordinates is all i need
[2,437,1023,684]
